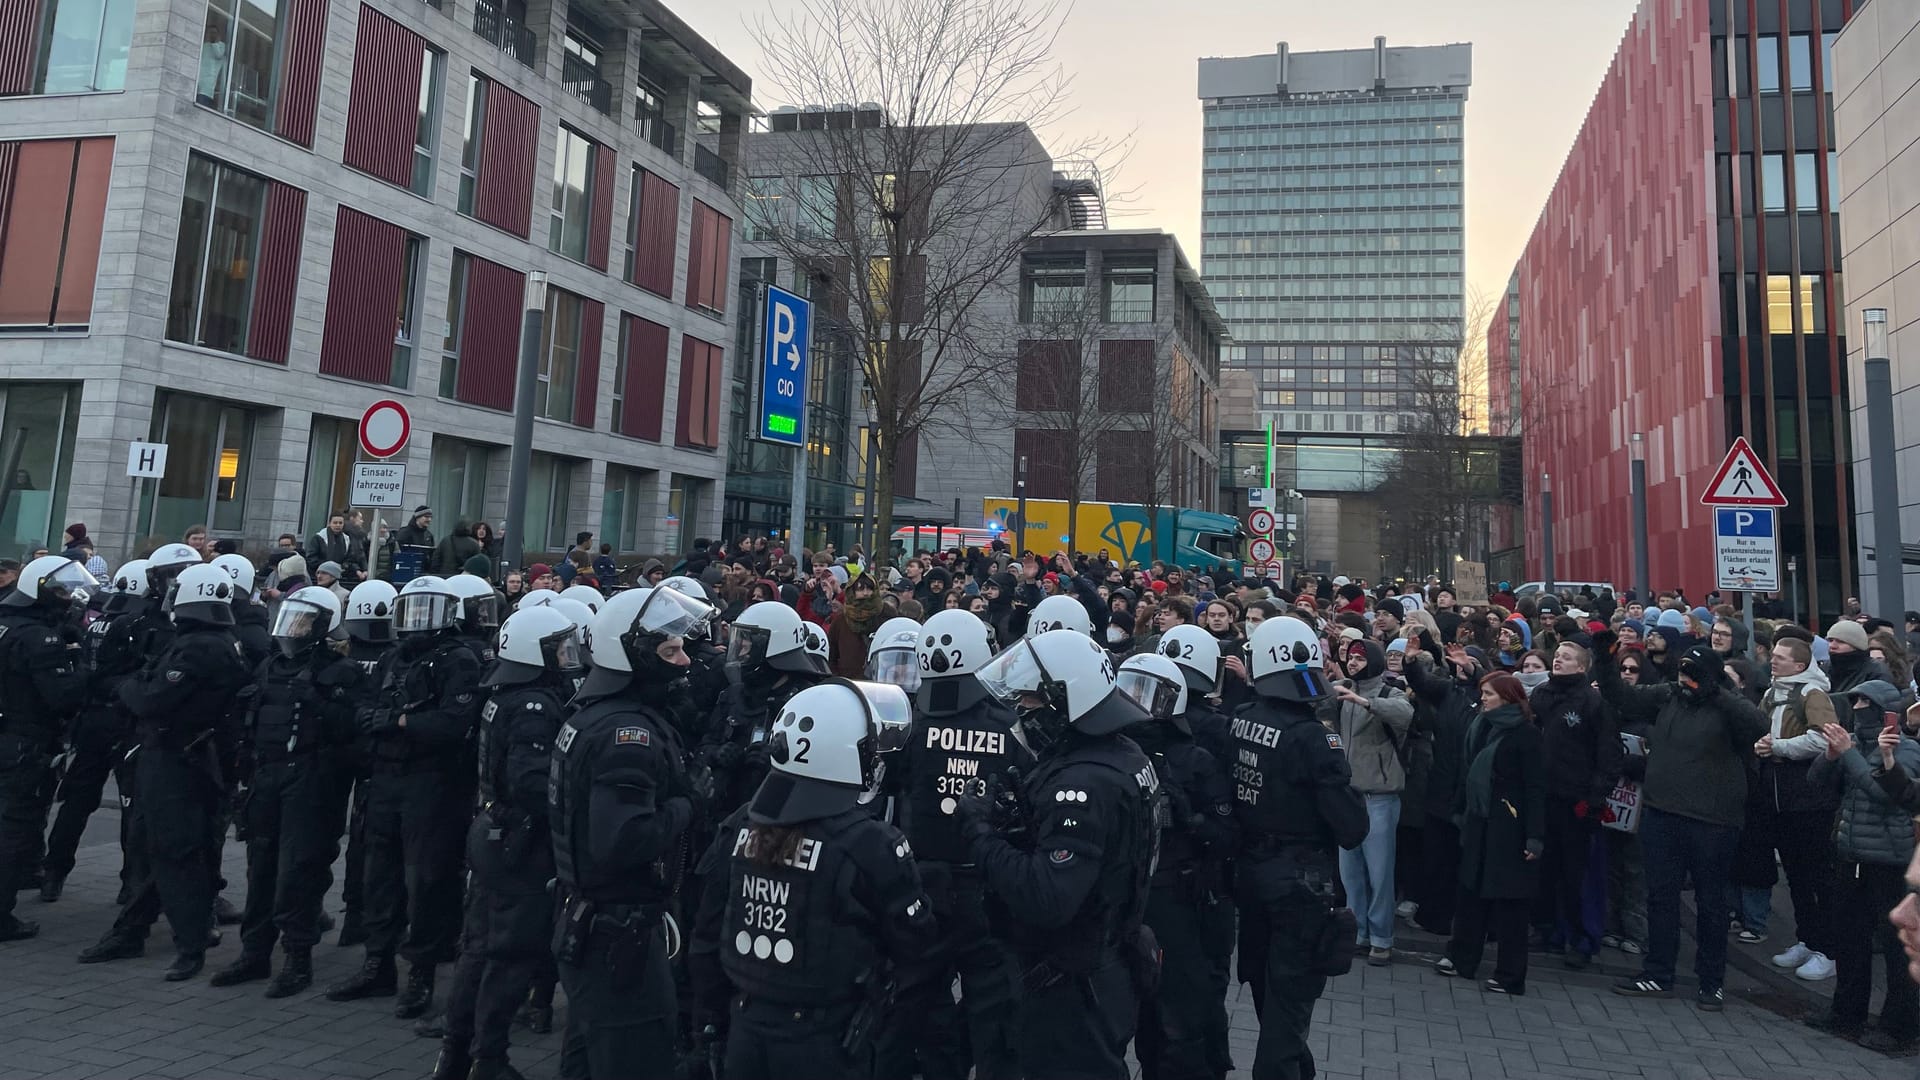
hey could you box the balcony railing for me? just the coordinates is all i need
[694,143,730,188]
[561,51,611,115]
[637,102,677,158]
[472,0,536,69]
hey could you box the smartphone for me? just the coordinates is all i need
[1887,711,1902,733]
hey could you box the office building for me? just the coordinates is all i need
[0,0,749,563]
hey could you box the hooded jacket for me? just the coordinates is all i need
[393,509,435,552]
[983,571,1023,646]
[1811,680,1920,867]
[1529,670,1623,806]
[1404,652,1482,820]
[1827,649,1894,696]
[1594,644,1770,828]
[1323,640,1415,794]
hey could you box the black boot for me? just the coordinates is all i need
[264,950,313,998]
[467,1058,527,1080]
[0,915,38,942]
[208,952,272,987]
[427,1041,471,1080]
[325,954,397,1001]
[38,873,65,903]
[164,952,205,981]
[395,963,436,1019]
[78,929,145,963]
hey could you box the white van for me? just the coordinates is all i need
[1514,580,1617,599]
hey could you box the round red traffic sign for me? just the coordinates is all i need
[1247,509,1276,536]
[1263,562,1284,577]
[358,399,411,459]
[1248,537,1277,563]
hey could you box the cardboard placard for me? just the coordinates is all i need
[1453,561,1488,606]
[1602,733,1647,834]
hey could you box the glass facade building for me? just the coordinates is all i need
[1197,39,1472,436]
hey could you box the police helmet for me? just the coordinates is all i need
[559,585,605,614]
[487,605,581,687]
[344,579,398,644]
[619,586,715,670]
[1247,615,1329,702]
[976,629,1145,737]
[167,563,236,626]
[271,587,342,658]
[582,588,655,675]
[918,608,994,678]
[1117,653,1191,733]
[1157,624,1224,696]
[145,543,202,593]
[209,553,257,598]
[547,597,596,648]
[657,576,716,638]
[1027,594,1093,638]
[4,555,97,610]
[444,573,501,633]
[864,617,925,692]
[517,590,559,610]
[727,601,817,675]
[393,575,458,635]
[748,678,914,826]
[102,558,151,616]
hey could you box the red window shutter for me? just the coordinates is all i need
[272,0,329,147]
[684,203,707,310]
[319,206,407,383]
[245,181,307,365]
[1013,429,1069,499]
[705,203,731,314]
[703,339,723,448]
[475,81,538,238]
[456,254,524,410]
[53,137,112,326]
[0,139,75,325]
[586,145,614,272]
[1096,430,1150,503]
[574,298,603,427]
[0,0,45,96]
[343,7,427,188]
[676,335,721,449]
[630,168,678,298]
[620,313,667,441]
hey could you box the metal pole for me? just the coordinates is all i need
[1865,308,1904,620]
[1541,472,1555,598]
[1015,455,1029,555]
[1790,555,1801,626]
[862,425,877,557]
[786,286,809,552]
[1630,433,1650,602]
[502,271,548,574]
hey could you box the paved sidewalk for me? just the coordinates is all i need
[2,802,1914,1079]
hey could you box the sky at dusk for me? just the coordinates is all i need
[686,0,1643,309]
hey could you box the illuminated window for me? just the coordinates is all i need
[1764,275,1820,335]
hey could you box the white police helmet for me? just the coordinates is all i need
[1027,594,1092,638]
[444,572,500,631]
[489,604,581,685]
[864,617,924,691]
[4,555,97,609]
[583,588,654,674]
[728,601,816,674]
[1118,653,1190,731]
[560,585,605,614]
[1247,615,1329,702]
[748,678,914,825]
[917,608,994,677]
[111,559,152,599]
[344,579,399,644]
[976,628,1145,736]
[271,587,342,657]
[146,543,202,582]
[393,575,458,635]
[802,622,831,675]
[168,562,236,625]
[209,553,257,596]
[1157,624,1224,696]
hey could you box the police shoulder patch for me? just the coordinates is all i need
[1325,732,1343,751]
[615,726,650,746]
[481,700,498,721]
[454,692,475,704]
[555,722,578,753]
[165,669,185,684]
[1048,849,1074,865]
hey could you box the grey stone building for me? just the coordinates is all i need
[0,0,750,568]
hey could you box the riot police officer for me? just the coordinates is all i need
[40,559,150,903]
[432,605,580,1080]
[1116,653,1236,1080]
[961,629,1160,1078]
[211,552,273,668]
[445,572,501,662]
[689,678,939,1080]
[1156,625,1236,766]
[211,586,365,997]
[659,575,730,729]
[336,578,398,948]
[548,586,713,1079]
[328,575,484,1016]
[113,562,254,979]
[0,556,93,941]
[1234,616,1368,1080]
[1026,593,1093,638]
[703,601,828,816]
[885,609,1032,1080]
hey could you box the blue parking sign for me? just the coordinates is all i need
[1713,506,1778,591]
[757,284,811,447]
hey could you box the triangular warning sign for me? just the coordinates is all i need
[1700,436,1788,507]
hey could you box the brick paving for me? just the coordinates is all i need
[3,802,1915,1079]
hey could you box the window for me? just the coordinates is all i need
[1020,259,1084,322]
[456,73,539,237]
[1765,274,1818,335]
[613,313,668,440]
[867,257,892,320]
[869,173,896,240]
[198,0,323,140]
[549,126,595,262]
[167,153,268,355]
[560,25,609,114]
[1756,34,1780,93]
[796,175,836,240]
[1103,259,1155,322]
[602,465,654,553]
[634,79,675,155]
[1788,33,1812,92]
[393,235,423,384]
[666,475,704,554]
[1761,153,1786,212]
[538,288,583,421]
[625,166,679,296]
[437,251,523,410]
[300,416,356,538]
[0,383,81,553]
[346,12,442,195]
[522,453,574,552]
[412,49,440,195]
[440,251,469,397]
[428,436,490,526]
[1015,339,1079,410]
[745,175,783,241]
[32,0,134,93]
[685,200,732,314]
[0,137,112,331]
[143,393,254,539]
[1794,152,1820,211]
[458,73,487,214]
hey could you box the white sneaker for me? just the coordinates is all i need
[1772,942,1812,969]
[1396,900,1418,920]
[1795,952,1835,981]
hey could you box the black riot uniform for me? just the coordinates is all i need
[113,600,252,977]
[1127,717,1236,1080]
[211,630,365,995]
[232,597,273,668]
[701,670,818,816]
[1180,691,1241,1077]
[337,632,389,946]
[1231,693,1367,1080]
[0,585,89,940]
[885,672,1033,1080]
[327,622,484,1013]
[435,657,570,1080]
[549,651,696,1079]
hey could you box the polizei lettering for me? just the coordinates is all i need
[731,827,823,872]
[925,726,1006,755]
[1232,716,1284,749]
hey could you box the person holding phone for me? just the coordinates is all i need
[1746,638,1840,976]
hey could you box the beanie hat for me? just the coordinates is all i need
[1656,608,1688,631]
[1149,580,1168,594]
[1385,638,1408,654]
[65,522,87,541]
[1377,598,1405,620]
[1624,617,1646,637]
[316,561,344,579]
[1825,619,1871,652]
[463,554,493,578]
[528,562,552,579]
[278,554,307,581]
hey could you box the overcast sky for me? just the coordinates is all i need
[687,0,1643,306]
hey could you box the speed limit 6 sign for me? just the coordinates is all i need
[1247,509,1275,536]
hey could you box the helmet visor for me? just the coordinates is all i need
[637,587,715,639]
[462,592,500,631]
[543,627,584,671]
[727,624,771,666]
[850,680,915,753]
[864,648,922,693]
[393,592,456,633]
[271,598,332,643]
[40,561,98,605]
[975,641,1044,704]
[1116,669,1182,720]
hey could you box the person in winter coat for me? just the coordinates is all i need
[433,521,482,577]
[1495,616,1532,671]
[393,506,435,553]
[1402,643,1482,936]
[1594,634,1770,1010]
[1741,637,1840,977]
[1826,620,1893,696]
[1527,641,1622,967]
[1436,671,1546,994]
[1807,680,1920,1051]
[827,573,884,678]
[980,571,1022,646]
[1326,638,1415,964]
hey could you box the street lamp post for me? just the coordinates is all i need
[1629,433,1650,602]
[1541,471,1555,598]
[1015,455,1029,555]
[502,271,547,573]
[1864,308,1904,620]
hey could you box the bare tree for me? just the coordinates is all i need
[749,0,1116,564]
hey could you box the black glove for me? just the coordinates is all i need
[955,785,994,843]
[742,740,770,771]
[1590,629,1619,659]
[708,741,744,771]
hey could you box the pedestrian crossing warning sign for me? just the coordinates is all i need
[1699,436,1788,507]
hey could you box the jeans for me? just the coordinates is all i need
[1640,806,1739,990]
[1738,886,1772,935]
[1339,793,1401,948]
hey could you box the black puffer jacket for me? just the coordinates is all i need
[1528,671,1622,806]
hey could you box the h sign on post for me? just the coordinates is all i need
[126,441,168,479]
[757,284,811,447]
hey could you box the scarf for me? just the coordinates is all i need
[1765,663,1831,740]
[1464,704,1527,819]
[841,591,884,635]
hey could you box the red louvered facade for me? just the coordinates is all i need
[586,147,614,272]
[319,206,408,384]
[245,181,307,365]
[0,0,44,96]
[574,298,603,427]
[627,167,678,298]
[675,334,723,450]
[0,136,113,328]
[473,78,539,239]
[272,0,329,148]
[454,253,524,411]
[617,313,668,441]
[343,7,427,189]
[685,199,730,313]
